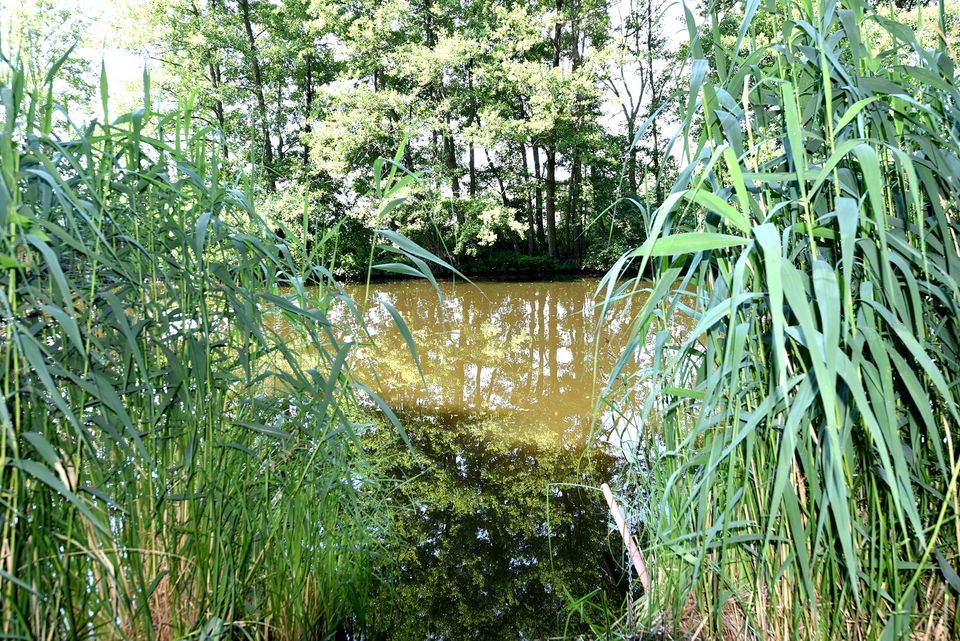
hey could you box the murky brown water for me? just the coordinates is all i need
[342,278,644,442]
[327,278,668,639]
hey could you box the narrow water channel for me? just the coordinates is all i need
[341,278,644,640]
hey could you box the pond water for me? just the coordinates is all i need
[339,278,650,640]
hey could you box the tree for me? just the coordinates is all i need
[5,0,94,111]
[135,0,335,189]
[602,0,680,203]
[126,0,656,273]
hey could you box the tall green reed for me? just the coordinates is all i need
[0,53,405,639]
[602,1,960,638]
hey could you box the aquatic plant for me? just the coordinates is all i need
[603,1,960,638]
[0,54,406,639]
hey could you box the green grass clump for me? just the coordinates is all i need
[603,1,960,639]
[0,55,391,639]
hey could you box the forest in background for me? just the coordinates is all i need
[8,0,686,277]
[9,0,959,276]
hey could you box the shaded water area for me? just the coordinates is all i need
[338,278,647,640]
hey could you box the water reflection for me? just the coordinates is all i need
[339,279,641,442]
[363,412,625,640]
[330,278,663,640]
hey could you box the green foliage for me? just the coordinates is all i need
[0,55,392,639]
[603,1,960,638]
[583,234,632,272]
[135,0,336,190]
[601,0,683,203]
[465,250,568,278]
[256,180,353,273]
[452,197,527,256]
[3,0,94,108]
[130,0,663,267]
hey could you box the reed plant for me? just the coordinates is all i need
[602,0,960,638]
[0,53,400,639]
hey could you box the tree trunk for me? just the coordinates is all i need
[545,147,559,259]
[208,61,228,158]
[564,175,573,257]
[239,0,275,191]
[444,112,461,199]
[468,66,477,197]
[520,142,536,255]
[468,143,476,197]
[205,0,227,158]
[303,53,313,167]
[570,0,584,260]
[647,0,662,202]
[544,0,563,260]
[591,165,608,237]
[532,143,545,249]
[526,190,536,255]
[484,148,510,209]
[571,157,584,259]
[275,79,284,163]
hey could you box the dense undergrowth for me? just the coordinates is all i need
[0,57,409,639]
[601,0,960,639]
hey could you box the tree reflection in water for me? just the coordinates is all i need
[345,279,641,432]
[363,412,624,640]
[332,279,671,639]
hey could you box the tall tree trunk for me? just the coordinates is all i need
[591,165,608,237]
[468,66,477,197]
[570,0,584,260]
[444,112,461,199]
[532,143,545,249]
[520,142,536,255]
[208,61,228,158]
[571,157,583,259]
[525,188,536,255]
[303,53,313,167]
[239,0,275,191]
[563,176,570,255]
[275,79,284,163]
[545,147,559,260]
[646,0,662,202]
[544,0,563,260]
[402,101,414,168]
[204,0,227,158]
[468,138,476,197]
[484,148,509,209]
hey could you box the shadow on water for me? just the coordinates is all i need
[331,278,665,640]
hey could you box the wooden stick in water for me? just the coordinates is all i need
[601,483,650,594]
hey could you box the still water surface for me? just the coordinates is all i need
[349,279,643,434]
[338,278,650,639]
